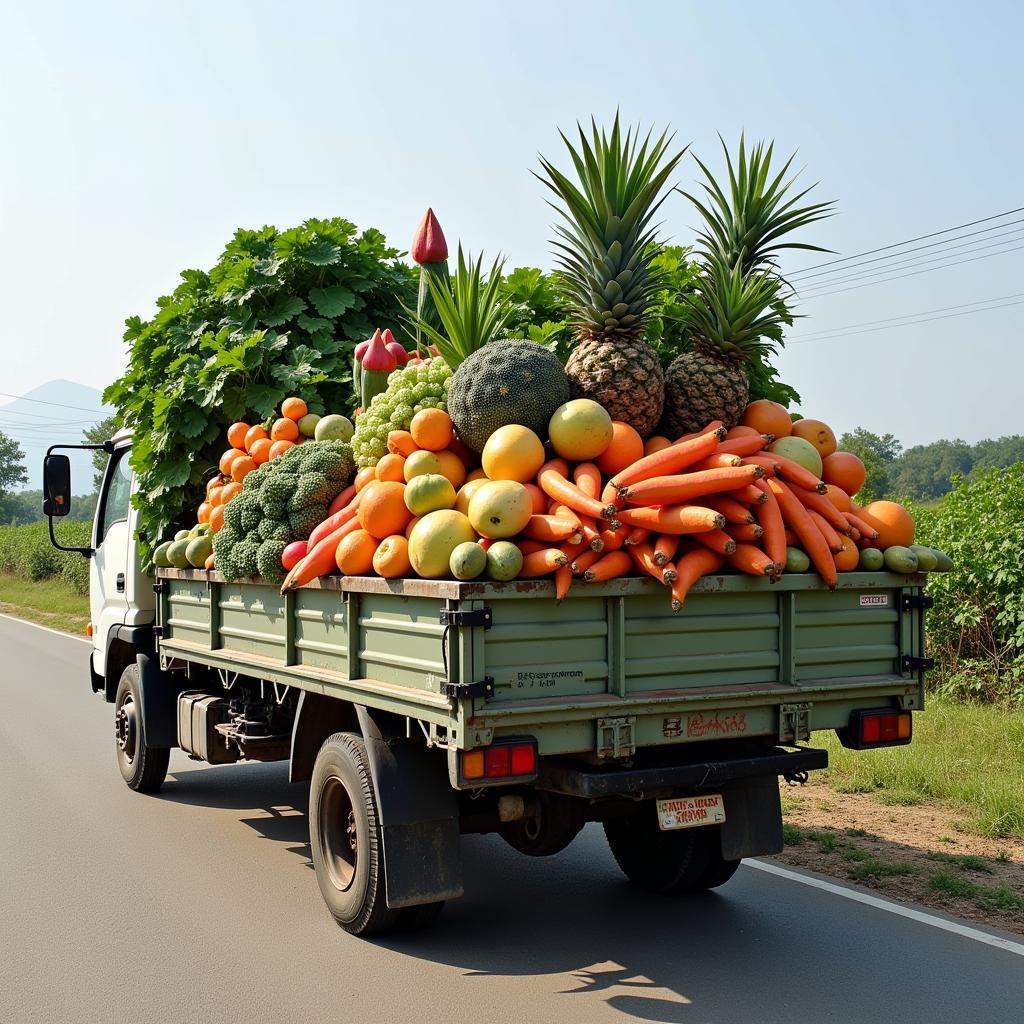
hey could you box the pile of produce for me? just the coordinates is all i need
[143,114,951,602]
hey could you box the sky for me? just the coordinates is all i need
[1,0,1021,450]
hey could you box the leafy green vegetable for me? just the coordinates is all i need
[104,218,414,569]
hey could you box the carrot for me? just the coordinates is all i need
[573,463,603,500]
[547,503,584,530]
[752,478,787,568]
[670,549,724,611]
[843,510,880,540]
[525,514,582,543]
[732,484,768,504]
[583,550,632,583]
[705,495,756,525]
[519,547,569,577]
[615,505,726,534]
[610,426,727,490]
[688,453,743,470]
[554,564,573,601]
[693,528,738,556]
[326,484,357,517]
[624,527,652,546]
[516,539,549,557]
[601,480,623,510]
[728,543,780,578]
[848,527,861,542]
[807,508,844,553]
[630,543,676,585]
[792,485,851,533]
[671,420,725,444]
[741,454,778,478]
[281,517,360,592]
[653,534,680,566]
[307,490,363,549]
[783,527,799,546]
[765,454,827,493]
[538,463,617,521]
[580,520,605,551]
[717,434,773,456]
[571,549,602,576]
[599,526,627,551]
[767,479,837,588]
[622,465,764,505]
[727,522,764,543]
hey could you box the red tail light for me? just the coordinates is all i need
[839,709,912,750]
[460,739,538,785]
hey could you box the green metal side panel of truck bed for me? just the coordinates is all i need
[155,570,927,755]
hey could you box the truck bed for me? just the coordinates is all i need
[155,569,927,756]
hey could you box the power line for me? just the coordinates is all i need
[0,390,107,414]
[788,206,1024,276]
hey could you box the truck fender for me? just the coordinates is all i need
[289,691,360,783]
[719,774,783,860]
[102,624,154,703]
[135,651,183,748]
[354,705,463,909]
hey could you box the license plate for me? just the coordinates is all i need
[656,793,726,831]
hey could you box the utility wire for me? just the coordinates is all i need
[0,390,106,413]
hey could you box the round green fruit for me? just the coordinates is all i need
[404,450,442,481]
[167,539,191,569]
[405,473,457,516]
[450,541,487,581]
[297,413,321,438]
[486,541,523,581]
[931,548,953,572]
[314,414,354,442]
[858,547,884,571]
[883,545,919,574]
[153,541,173,569]
[174,529,190,541]
[909,545,938,572]
[785,546,810,573]
[185,534,214,568]
[769,436,823,478]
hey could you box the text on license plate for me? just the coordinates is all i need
[656,793,726,831]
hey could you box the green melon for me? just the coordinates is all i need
[858,547,884,571]
[153,541,174,569]
[167,539,191,569]
[883,545,918,574]
[910,545,938,572]
[185,534,214,568]
[447,340,570,452]
[785,546,810,573]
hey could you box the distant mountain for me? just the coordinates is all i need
[0,380,113,491]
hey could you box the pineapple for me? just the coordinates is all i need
[537,116,686,437]
[662,136,834,432]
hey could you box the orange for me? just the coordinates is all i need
[409,408,453,452]
[375,452,407,483]
[434,449,467,489]
[387,430,418,457]
[860,500,915,549]
[597,421,644,477]
[725,425,761,440]
[791,418,837,458]
[336,529,378,575]
[524,483,547,516]
[249,437,273,465]
[404,516,421,539]
[740,400,793,439]
[219,448,246,475]
[833,534,860,572]
[354,466,377,491]
[372,535,412,579]
[466,467,487,482]
[208,504,225,533]
[208,485,224,507]
[219,481,242,505]
[281,396,308,421]
[271,417,299,442]
[643,435,672,456]
[822,452,866,496]
[824,484,852,513]
[358,481,413,539]
[227,422,250,450]
[244,424,269,452]
[268,439,295,460]
[205,475,222,493]
[231,455,257,483]
[447,436,476,469]
[197,502,211,524]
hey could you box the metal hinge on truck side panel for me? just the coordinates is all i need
[901,655,935,672]
[442,677,495,700]
[778,702,812,743]
[596,717,636,759]
[439,607,493,629]
[901,593,934,611]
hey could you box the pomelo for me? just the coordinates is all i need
[450,541,487,581]
[486,541,523,581]
[769,435,823,478]
[455,478,487,515]
[481,425,545,483]
[468,480,532,539]
[314,414,354,442]
[404,474,457,516]
[548,399,613,461]
[791,418,837,458]
[403,450,442,481]
[408,510,476,578]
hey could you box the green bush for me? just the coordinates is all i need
[0,521,92,593]
[912,464,1024,703]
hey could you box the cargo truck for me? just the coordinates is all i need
[43,429,931,935]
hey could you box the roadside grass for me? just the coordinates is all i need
[0,572,90,635]
[929,871,1024,912]
[813,699,1024,840]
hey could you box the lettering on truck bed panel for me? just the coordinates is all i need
[684,711,748,739]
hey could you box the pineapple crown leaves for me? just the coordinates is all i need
[535,114,688,333]
[682,133,836,280]
[410,245,513,367]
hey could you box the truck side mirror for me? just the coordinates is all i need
[43,454,73,518]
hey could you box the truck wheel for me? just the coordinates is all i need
[114,665,170,793]
[604,809,739,895]
[309,732,401,936]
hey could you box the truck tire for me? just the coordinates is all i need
[604,809,740,895]
[114,665,170,793]
[309,732,402,936]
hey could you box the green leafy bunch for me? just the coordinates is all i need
[104,218,414,568]
[213,439,354,583]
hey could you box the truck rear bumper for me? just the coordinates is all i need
[536,744,827,798]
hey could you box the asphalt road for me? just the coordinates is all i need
[1,614,1022,1024]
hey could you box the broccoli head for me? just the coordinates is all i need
[289,504,327,539]
[232,538,261,578]
[258,518,292,542]
[256,540,288,583]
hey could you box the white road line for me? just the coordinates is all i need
[749,858,1024,957]
[0,612,91,644]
